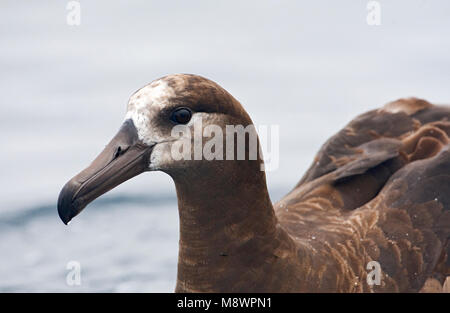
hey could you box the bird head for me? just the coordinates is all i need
[57,74,261,224]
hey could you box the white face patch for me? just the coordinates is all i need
[124,79,176,145]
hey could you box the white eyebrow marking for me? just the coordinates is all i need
[124,79,176,145]
[128,80,176,110]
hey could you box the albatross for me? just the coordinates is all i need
[58,74,450,292]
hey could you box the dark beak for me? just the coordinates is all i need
[57,119,153,225]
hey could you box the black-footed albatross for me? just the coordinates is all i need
[58,74,450,292]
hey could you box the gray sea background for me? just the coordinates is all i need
[0,1,449,292]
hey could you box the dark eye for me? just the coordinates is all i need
[170,108,192,124]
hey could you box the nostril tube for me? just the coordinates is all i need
[114,146,122,159]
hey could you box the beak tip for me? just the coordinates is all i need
[57,181,78,225]
[57,203,74,225]
[59,212,72,225]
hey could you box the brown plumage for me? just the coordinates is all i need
[274,98,450,292]
[58,74,450,292]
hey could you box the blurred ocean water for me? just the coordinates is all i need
[0,1,449,292]
[0,196,179,292]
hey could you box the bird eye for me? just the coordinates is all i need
[170,108,192,124]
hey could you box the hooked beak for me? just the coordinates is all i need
[57,119,153,225]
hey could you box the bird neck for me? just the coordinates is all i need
[170,160,290,292]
